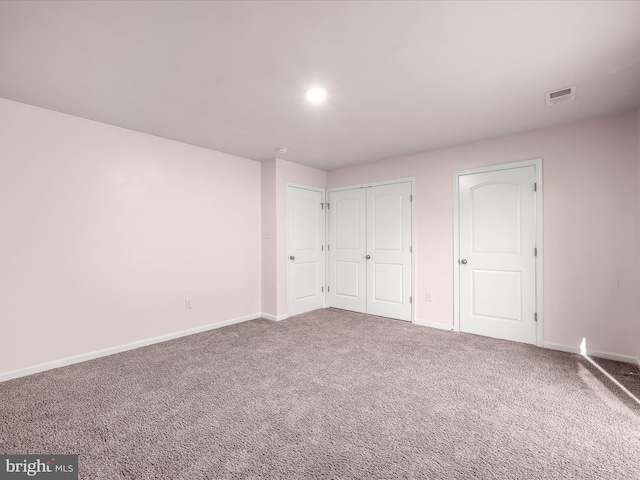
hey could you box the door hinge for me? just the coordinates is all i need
[410,194,413,202]
[534,247,538,257]
[321,286,324,293]
[534,183,537,192]
[534,312,538,322]
[321,245,324,251]
[327,285,330,292]
[321,203,324,210]
[327,244,330,251]
[409,296,412,304]
[409,245,412,253]
[326,203,330,210]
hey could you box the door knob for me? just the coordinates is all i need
[289,255,295,260]
[366,255,371,260]
[460,259,468,265]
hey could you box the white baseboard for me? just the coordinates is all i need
[5,316,636,383]
[544,342,639,365]
[414,319,454,331]
[0,312,262,383]
[261,313,289,321]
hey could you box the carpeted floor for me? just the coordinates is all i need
[591,356,640,400]
[1,308,639,479]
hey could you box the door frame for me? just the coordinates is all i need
[452,159,544,346]
[327,177,416,323]
[286,183,327,315]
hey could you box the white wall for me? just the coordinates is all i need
[0,98,262,375]
[328,110,640,359]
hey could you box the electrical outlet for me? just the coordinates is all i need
[263,230,271,239]
[185,298,192,309]
[426,292,433,302]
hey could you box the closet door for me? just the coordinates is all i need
[328,188,367,313]
[366,182,412,321]
[328,182,412,321]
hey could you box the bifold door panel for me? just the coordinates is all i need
[328,188,366,313]
[328,182,412,321]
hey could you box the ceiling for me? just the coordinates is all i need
[1,1,639,171]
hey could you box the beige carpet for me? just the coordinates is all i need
[1,308,639,479]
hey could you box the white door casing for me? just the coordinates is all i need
[328,188,367,313]
[458,165,538,345]
[286,185,325,316]
[328,181,413,322]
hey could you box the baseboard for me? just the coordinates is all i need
[0,312,262,383]
[544,342,639,364]
[414,319,454,331]
[261,313,289,322]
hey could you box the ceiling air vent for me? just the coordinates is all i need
[545,86,576,106]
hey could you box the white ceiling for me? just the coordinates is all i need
[1,1,639,171]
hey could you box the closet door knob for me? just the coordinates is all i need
[289,256,295,260]
[366,255,371,260]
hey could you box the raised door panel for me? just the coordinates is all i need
[366,182,412,321]
[328,189,366,313]
[459,166,536,344]
[287,186,325,316]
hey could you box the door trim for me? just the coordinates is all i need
[327,177,415,323]
[327,176,415,192]
[286,183,327,315]
[452,159,544,346]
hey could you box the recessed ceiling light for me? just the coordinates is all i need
[306,87,327,103]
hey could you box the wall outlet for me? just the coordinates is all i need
[263,230,271,239]
[185,298,192,309]
[426,292,434,302]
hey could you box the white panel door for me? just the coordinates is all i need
[366,182,412,321]
[327,188,367,313]
[459,166,536,344]
[328,182,412,321]
[286,186,325,316]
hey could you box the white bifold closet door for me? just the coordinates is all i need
[327,188,367,314]
[328,182,412,321]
